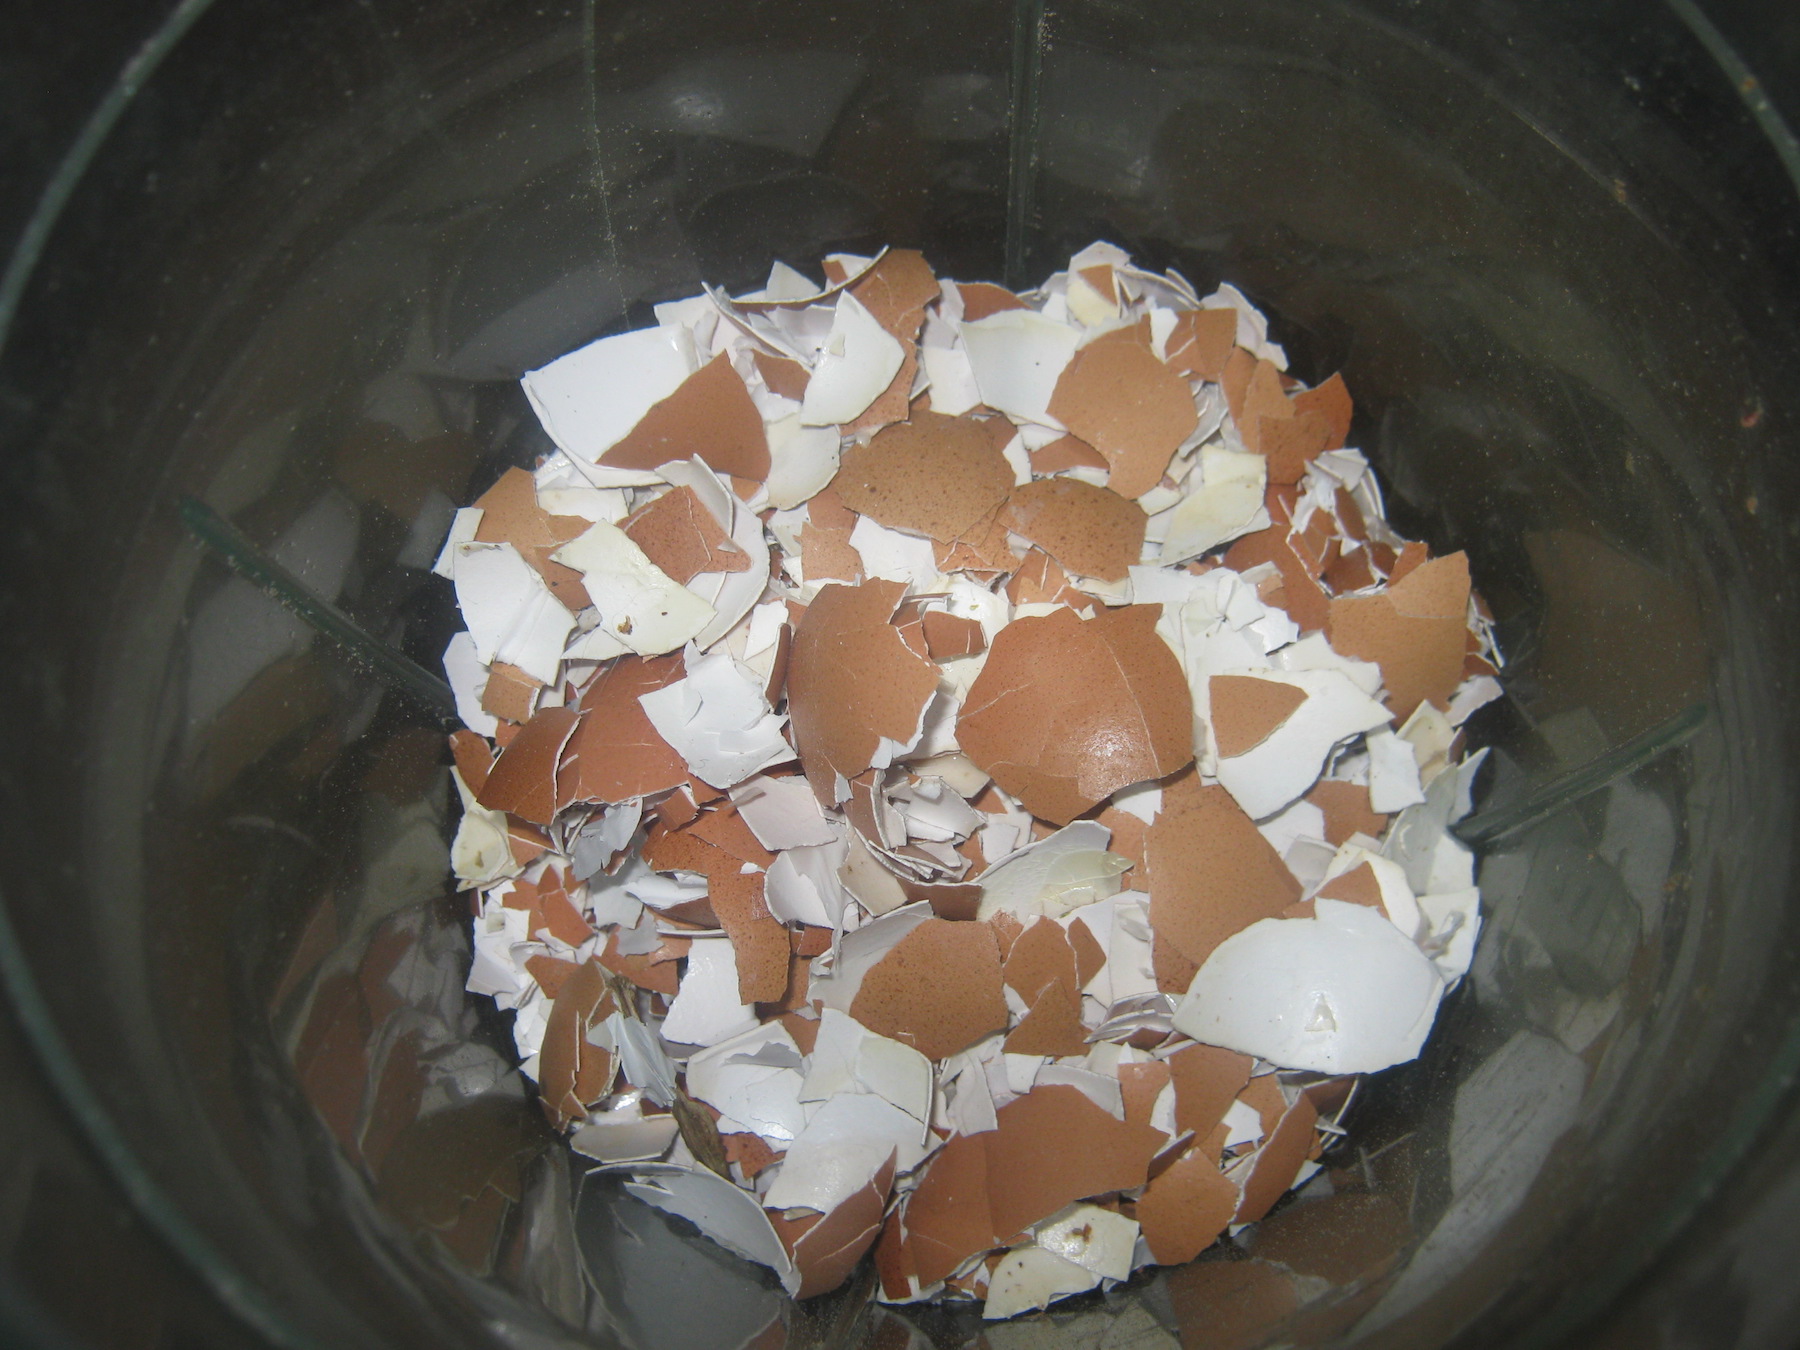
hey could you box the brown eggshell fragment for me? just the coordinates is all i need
[621,484,750,585]
[477,707,581,826]
[1118,1060,1172,1130]
[449,730,495,794]
[708,869,790,1005]
[754,351,810,402]
[538,960,615,1129]
[1235,1094,1320,1224]
[899,1131,996,1286]
[1030,435,1109,475]
[1047,327,1198,499]
[1151,930,1202,997]
[1292,372,1353,450]
[1238,1074,1288,1138]
[1388,541,1429,585]
[479,661,542,724]
[987,911,1026,961]
[1230,358,1294,456]
[1257,409,1335,485]
[905,878,984,921]
[958,606,1193,825]
[848,917,1008,1060]
[982,1085,1164,1238]
[780,1155,898,1298]
[597,931,680,997]
[934,503,1018,577]
[1317,861,1384,910]
[1225,514,1331,634]
[798,486,864,584]
[832,411,1015,543]
[1000,477,1146,583]
[1003,919,1080,1004]
[687,804,777,870]
[1324,546,1379,595]
[1166,1041,1254,1140]
[472,467,594,611]
[1003,981,1089,1056]
[1003,548,1089,610]
[1306,780,1387,846]
[524,954,581,999]
[599,353,771,481]
[958,281,1028,321]
[850,249,940,338]
[921,610,985,661]
[1327,552,1471,720]
[1163,307,1239,382]
[1067,917,1107,989]
[1147,773,1301,970]
[724,1132,783,1179]
[787,580,942,802]
[1137,1142,1241,1264]
[1210,675,1309,759]
[556,656,689,806]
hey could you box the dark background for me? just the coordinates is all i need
[4,3,1800,1347]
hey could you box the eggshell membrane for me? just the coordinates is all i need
[476,707,581,826]
[1211,675,1309,759]
[621,484,750,585]
[599,353,770,481]
[788,580,940,801]
[833,411,1014,542]
[472,467,594,611]
[1136,1142,1241,1264]
[1327,552,1471,720]
[1000,478,1146,583]
[848,917,1008,1060]
[1047,325,1198,499]
[958,606,1192,825]
[1147,773,1301,970]
[556,655,689,806]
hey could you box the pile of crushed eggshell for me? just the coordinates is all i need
[434,243,1501,1318]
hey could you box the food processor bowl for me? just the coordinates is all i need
[4,1,1800,1347]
